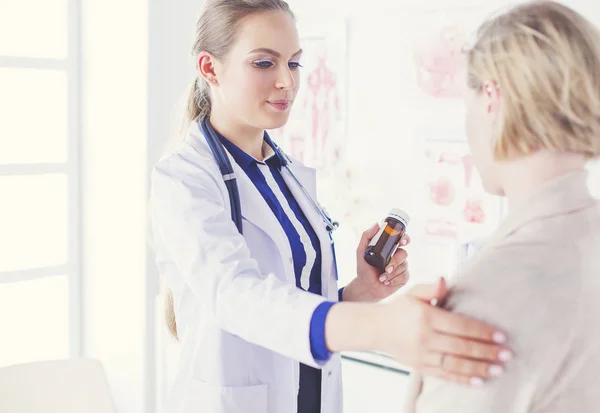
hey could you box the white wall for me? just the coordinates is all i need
[147,1,202,410]
[80,0,202,411]
[80,0,149,412]
[147,0,200,170]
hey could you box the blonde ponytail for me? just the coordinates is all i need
[187,78,211,124]
[165,289,178,339]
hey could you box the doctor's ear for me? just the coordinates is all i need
[198,52,219,86]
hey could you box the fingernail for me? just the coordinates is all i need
[384,281,391,286]
[430,298,438,306]
[372,222,379,229]
[488,365,504,377]
[492,332,507,344]
[498,350,513,362]
[470,377,484,386]
[379,274,388,282]
[386,266,394,274]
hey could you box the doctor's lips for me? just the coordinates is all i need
[267,99,291,111]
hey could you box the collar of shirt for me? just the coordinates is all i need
[216,131,282,171]
[488,169,596,244]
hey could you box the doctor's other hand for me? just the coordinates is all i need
[378,278,512,384]
[325,278,513,385]
[344,223,411,302]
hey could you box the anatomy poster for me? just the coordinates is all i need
[409,5,510,99]
[412,21,468,99]
[407,5,509,276]
[422,141,503,243]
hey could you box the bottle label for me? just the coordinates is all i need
[368,222,387,247]
[384,226,405,236]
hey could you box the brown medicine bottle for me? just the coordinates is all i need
[364,209,410,273]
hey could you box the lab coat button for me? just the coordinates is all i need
[301,235,309,243]
[328,371,332,377]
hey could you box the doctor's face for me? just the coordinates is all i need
[211,11,301,131]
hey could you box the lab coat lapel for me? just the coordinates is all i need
[229,159,293,269]
[187,121,293,275]
[281,161,336,299]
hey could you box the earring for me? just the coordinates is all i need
[211,78,218,85]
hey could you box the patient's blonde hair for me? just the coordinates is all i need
[466,0,600,160]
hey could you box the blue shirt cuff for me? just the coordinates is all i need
[309,301,336,362]
[338,287,345,302]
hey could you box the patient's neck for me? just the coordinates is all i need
[500,151,586,208]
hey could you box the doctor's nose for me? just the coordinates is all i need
[275,67,296,90]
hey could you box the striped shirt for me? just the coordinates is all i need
[218,132,335,413]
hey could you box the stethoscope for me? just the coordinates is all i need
[198,118,340,237]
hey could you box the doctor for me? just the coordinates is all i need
[150,1,513,412]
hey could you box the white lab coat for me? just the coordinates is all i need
[150,120,343,413]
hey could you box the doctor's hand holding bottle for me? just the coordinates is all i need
[342,223,412,302]
[332,224,511,385]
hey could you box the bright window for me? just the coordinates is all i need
[0,0,68,59]
[0,0,79,367]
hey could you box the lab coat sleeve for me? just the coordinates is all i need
[150,155,329,368]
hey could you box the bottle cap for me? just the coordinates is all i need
[388,208,410,227]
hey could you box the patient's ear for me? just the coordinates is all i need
[483,81,501,122]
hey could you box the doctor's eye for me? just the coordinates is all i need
[254,60,274,69]
[288,62,303,70]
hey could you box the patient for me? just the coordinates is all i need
[405,1,600,412]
